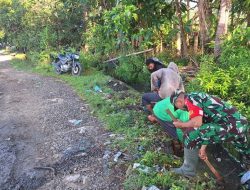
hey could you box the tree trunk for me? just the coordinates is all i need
[247,12,250,27]
[198,0,210,54]
[160,37,163,52]
[175,0,188,58]
[186,0,190,47]
[82,11,89,52]
[176,29,181,57]
[230,3,235,30]
[194,32,199,54]
[214,0,231,59]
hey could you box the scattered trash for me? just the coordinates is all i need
[103,150,111,160]
[216,157,222,162]
[148,185,160,190]
[82,176,88,185]
[156,147,162,152]
[47,98,64,104]
[142,185,160,190]
[79,127,86,134]
[74,152,87,157]
[94,85,102,93]
[64,174,81,183]
[137,145,144,152]
[133,163,166,174]
[148,125,154,129]
[68,119,82,126]
[133,163,141,169]
[109,134,116,137]
[80,107,87,112]
[241,171,250,184]
[116,136,125,140]
[133,163,151,174]
[103,150,111,175]
[114,151,122,162]
[104,141,111,146]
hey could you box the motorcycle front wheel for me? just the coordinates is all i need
[53,61,62,75]
[71,62,82,76]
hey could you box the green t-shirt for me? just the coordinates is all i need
[153,97,190,141]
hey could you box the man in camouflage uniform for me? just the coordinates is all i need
[170,90,250,177]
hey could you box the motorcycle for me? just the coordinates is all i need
[51,52,82,76]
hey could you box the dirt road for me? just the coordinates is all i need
[0,52,123,190]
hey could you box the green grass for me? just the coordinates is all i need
[10,53,217,190]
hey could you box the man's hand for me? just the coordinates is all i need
[199,145,207,160]
[147,115,157,123]
[153,88,159,93]
[173,120,183,128]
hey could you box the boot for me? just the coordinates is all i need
[171,148,199,177]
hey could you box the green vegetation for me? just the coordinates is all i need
[187,27,250,120]
[11,55,217,189]
[2,0,250,189]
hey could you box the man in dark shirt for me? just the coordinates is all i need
[145,57,165,73]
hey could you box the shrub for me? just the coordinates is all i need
[114,55,149,84]
[186,27,250,120]
[79,52,101,70]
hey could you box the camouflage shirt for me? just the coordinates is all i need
[185,92,248,128]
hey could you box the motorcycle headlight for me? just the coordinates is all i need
[74,55,79,59]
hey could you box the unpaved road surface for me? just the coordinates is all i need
[0,52,123,190]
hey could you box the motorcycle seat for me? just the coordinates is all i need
[58,54,68,61]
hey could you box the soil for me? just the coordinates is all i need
[0,52,124,190]
[107,79,129,92]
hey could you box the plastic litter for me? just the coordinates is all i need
[68,119,82,126]
[114,151,122,162]
[104,141,111,146]
[241,170,250,184]
[142,185,160,190]
[137,145,144,151]
[103,150,111,160]
[94,85,102,93]
[216,157,222,162]
[64,174,81,182]
[133,163,151,174]
[148,185,160,190]
[103,150,111,175]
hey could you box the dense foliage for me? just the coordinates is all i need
[1,0,250,189]
[187,27,250,119]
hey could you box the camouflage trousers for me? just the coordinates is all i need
[182,122,250,155]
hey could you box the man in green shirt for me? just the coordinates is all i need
[151,97,190,142]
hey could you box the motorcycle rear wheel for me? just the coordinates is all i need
[71,63,82,76]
